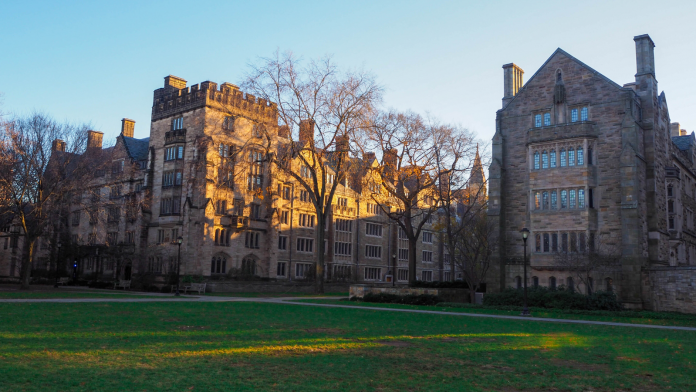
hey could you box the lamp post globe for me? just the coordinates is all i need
[520,228,531,316]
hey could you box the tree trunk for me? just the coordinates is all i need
[20,238,36,290]
[315,214,326,294]
[408,240,418,286]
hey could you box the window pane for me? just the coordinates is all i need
[560,149,566,167]
[577,147,584,165]
[552,233,558,251]
[578,189,585,208]
[551,191,557,209]
[535,234,541,252]
[571,109,578,122]
[535,114,541,127]
[542,192,548,209]
[543,233,549,252]
[544,113,551,126]
[568,148,575,166]
[570,190,576,208]
[550,150,556,168]
[534,152,540,170]
[535,192,541,210]
[581,107,588,121]
[561,190,567,208]
[542,151,548,169]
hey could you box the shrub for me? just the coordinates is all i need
[483,287,623,311]
[356,292,442,306]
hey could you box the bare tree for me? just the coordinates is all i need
[243,52,381,293]
[0,113,96,289]
[358,111,472,285]
[553,232,621,294]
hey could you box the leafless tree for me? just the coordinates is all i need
[553,232,621,294]
[243,51,382,293]
[0,113,97,289]
[357,111,473,285]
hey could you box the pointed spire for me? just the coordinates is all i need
[470,143,485,186]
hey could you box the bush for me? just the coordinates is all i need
[482,287,623,311]
[355,292,442,306]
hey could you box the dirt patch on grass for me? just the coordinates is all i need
[304,328,343,334]
[551,358,609,372]
[377,340,412,347]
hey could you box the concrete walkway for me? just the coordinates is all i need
[1,290,694,332]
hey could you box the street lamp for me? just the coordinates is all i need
[392,254,397,287]
[520,228,531,316]
[54,242,62,288]
[174,236,183,296]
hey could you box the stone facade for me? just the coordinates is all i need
[489,34,696,311]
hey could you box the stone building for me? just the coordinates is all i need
[489,34,696,312]
[9,75,469,286]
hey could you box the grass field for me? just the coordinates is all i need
[203,291,348,298]
[296,299,696,328]
[0,301,694,391]
[0,291,164,299]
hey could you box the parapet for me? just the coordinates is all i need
[152,76,278,124]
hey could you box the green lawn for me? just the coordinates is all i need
[203,291,348,298]
[0,301,694,391]
[296,299,696,328]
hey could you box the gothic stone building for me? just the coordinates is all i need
[11,75,463,286]
[489,34,696,313]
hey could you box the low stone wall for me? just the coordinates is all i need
[206,280,350,294]
[642,266,696,314]
[349,284,470,303]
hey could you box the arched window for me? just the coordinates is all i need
[242,257,256,276]
[549,276,557,290]
[560,190,568,208]
[550,150,557,168]
[605,277,613,292]
[515,276,522,289]
[210,256,227,274]
[532,276,539,288]
[534,152,540,170]
[560,149,567,167]
[568,148,575,166]
[577,147,584,165]
[214,229,220,245]
[542,151,548,169]
[542,191,549,209]
[567,277,574,292]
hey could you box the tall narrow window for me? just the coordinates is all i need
[534,114,542,128]
[543,113,551,126]
[568,148,575,166]
[551,233,558,252]
[535,234,541,252]
[580,107,588,121]
[535,192,541,210]
[569,189,576,208]
[543,233,550,252]
[668,185,673,197]
[560,149,567,167]
[172,117,183,130]
[578,189,585,208]
[551,191,557,209]
[668,200,674,213]
[550,150,556,168]
[542,191,549,209]
[542,151,548,169]
[534,152,540,170]
[577,147,584,165]
[561,190,567,208]
[571,108,578,122]
[562,233,568,252]
[588,148,593,165]
[589,188,594,208]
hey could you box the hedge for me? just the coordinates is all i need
[482,287,623,311]
[352,292,442,306]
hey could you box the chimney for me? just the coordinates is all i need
[87,130,103,150]
[299,120,315,146]
[52,139,65,152]
[164,75,187,91]
[502,63,524,108]
[634,34,655,77]
[670,123,681,138]
[278,125,290,139]
[121,118,135,138]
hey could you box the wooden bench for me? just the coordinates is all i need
[184,282,206,294]
[114,280,131,290]
[57,277,70,286]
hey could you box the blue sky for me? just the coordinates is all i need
[1,0,695,146]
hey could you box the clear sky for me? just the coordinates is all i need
[1,0,695,147]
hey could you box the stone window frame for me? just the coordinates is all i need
[529,140,592,172]
[533,230,589,254]
[569,104,590,123]
[532,109,552,128]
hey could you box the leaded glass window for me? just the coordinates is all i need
[552,234,558,251]
[561,190,567,208]
[544,113,551,126]
[535,192,541,210]
[568,148,575,166]
[571,108,578,122]
[560,149,567,167]
[570,189,576,208]
[550,150,556,168]
[542,191,549,209]
[543,233,550,252]
[535,114,542,127]
[534,152,540,170]
[551,191,557,209]
[578,189,585,208]
[581,107,588,121]
[542,151,548,169]
[577,147,584,165]
[535,234,541,252]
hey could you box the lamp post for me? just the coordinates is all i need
[174,236,183,296]
[520,228,531,316]
[54,242,62,288]
[392,254,396,287]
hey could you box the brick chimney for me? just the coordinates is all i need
[502,63,524,108]
[121,118,135,138]
[52,139,65,152]
[87,130,103,150]
[164,75,187,91]
[299,120,315,146]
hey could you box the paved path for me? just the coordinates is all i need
[1,291,694,332]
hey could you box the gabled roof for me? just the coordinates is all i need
[672,132,695,151]
[503,48,623,110]
[122,136,150,161]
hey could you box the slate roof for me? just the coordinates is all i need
[122,136,150,161]
[672,132,695,151]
